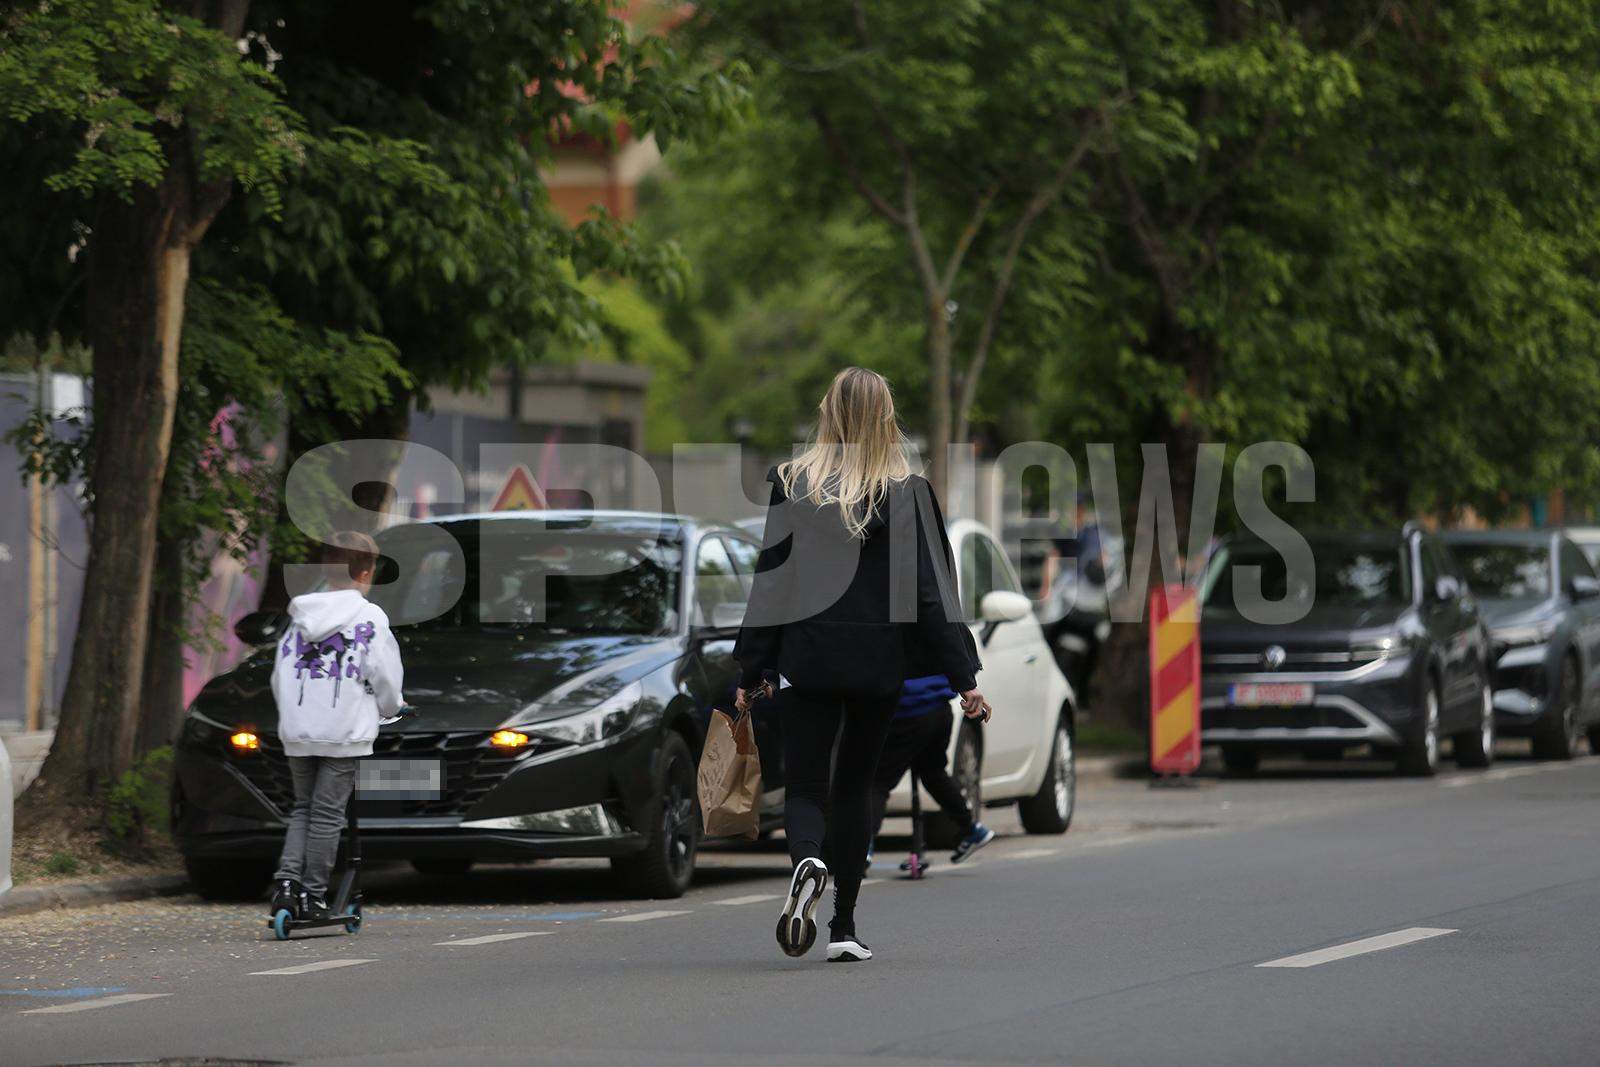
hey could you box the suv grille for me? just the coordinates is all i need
[1202,647,1388,672]
[1202,706,1364,731]
[228,731,561,818]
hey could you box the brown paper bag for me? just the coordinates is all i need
[697,707,762,840]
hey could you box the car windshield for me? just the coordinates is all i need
[371,521,682,635]
[1206,542,1409,610]
[1451,543,1551,599]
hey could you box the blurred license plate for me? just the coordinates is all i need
[1229,683,1314,707]
[359,759,441,799]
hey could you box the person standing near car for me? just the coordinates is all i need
[734,366,988,963]
[268,531,404,921]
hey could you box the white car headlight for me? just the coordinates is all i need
[508,681,643,747]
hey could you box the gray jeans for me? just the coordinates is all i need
[274,756,358,898]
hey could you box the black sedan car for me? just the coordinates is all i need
[173,511,778,900]
[1199,528,1493,776]
[1443,529,1600,759]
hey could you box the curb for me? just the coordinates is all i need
[0,873,188,918]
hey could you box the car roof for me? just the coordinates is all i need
[398,510,701,538]
[1562,526,1600,543]
[1440,528,1558,546]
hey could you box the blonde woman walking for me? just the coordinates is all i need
[735,367,988,962]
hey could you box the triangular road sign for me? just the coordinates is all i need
[490,464,547,512]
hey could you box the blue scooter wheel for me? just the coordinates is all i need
[343,904,362,935]
[272,909,293,941]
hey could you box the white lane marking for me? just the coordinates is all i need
[597,910,690,923]
[22,993,169,1015]
[435,932,550,946]
[1003,847,1059,860]
[250,959,376,976]
[1442,762,1581,788]
[711,894,781,906]
[1258,927,1456,969]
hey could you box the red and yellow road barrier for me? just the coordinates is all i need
[1148,585,1200,776]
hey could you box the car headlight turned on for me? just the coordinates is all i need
[508,681,644,748]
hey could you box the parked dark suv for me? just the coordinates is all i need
[1443,529,1600,759]
[1199,528,1493,776]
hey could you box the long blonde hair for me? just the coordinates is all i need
[778,367,913,538]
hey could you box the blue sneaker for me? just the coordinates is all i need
[950,824,995,864]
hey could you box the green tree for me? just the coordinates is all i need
[690,0,1188,493]
[0,0,741,802]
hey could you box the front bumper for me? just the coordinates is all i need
[1488,642,1555,733]
[1200,653,1421,748]
[172,725,662,862]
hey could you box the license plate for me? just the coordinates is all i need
[358,758,442,799]
[1229,683,1314,707]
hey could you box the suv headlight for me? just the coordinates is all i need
[1494,619,1558,648]
[508,681,643,747]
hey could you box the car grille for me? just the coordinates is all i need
[227,731,560,818]
[1202,706,1364,731]
[1202,647,1388,673]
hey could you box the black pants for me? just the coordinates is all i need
[781,687,897,934]
[870,706,976,842]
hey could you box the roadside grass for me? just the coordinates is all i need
[1075,715,1145,754]
[11,748,182,887]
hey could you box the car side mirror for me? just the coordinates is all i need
[978,590,1032,646]
[980,590,1032,624]
[1570,575,1600,601]
[1432,576,1461,603]
[233,609,286,645]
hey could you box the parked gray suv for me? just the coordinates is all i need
[1199,528,1493,777]
[1443,529,1600,759]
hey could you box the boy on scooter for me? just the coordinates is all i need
[268,531,404,919]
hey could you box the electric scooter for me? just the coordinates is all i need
[266,706,411,940]
[899,775,929,880]
[268,794,364,940]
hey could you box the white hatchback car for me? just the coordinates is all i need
[882,517,1077,844]
[734,513,1078,844]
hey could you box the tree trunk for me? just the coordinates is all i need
[1089,326,1209,737]
[28,0,252,806]
[32,186,191,804]
[926,298,952,499]
[136,532,189,755]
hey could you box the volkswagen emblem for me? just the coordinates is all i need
[1261,645,1287,671]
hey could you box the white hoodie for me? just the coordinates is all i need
[270,588,404,758]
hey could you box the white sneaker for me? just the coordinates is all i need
[827,936,873,962]
[775,858,829,958]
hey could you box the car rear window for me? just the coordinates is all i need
[1451,543,1551,599]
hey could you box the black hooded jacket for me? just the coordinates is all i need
[733,468,982,696]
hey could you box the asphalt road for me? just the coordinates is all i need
[6,750,1600,1066]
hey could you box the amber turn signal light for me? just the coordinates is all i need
[489,729,530,750]
[230,731,260,752]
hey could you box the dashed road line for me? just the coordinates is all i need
[250,959,377,976]
[1002,847,1060,861]
[711,894,780,906]
[598,910,690,923]
[1442,762,1587,788]
[1257,927,1456,968]
[21,993,169,1015]
[435,931,550,946]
